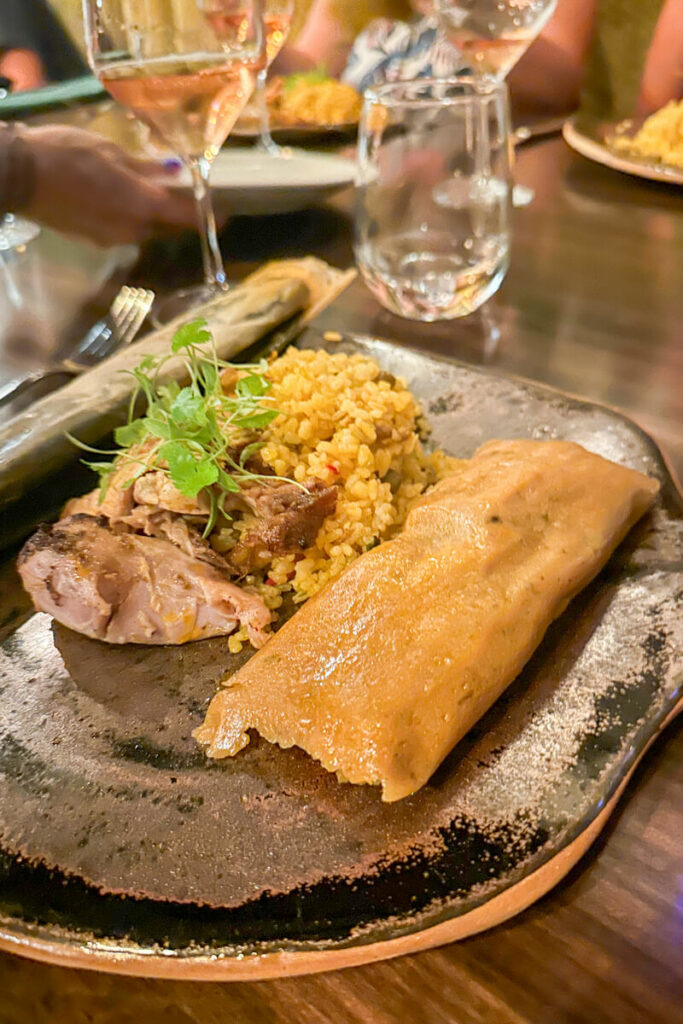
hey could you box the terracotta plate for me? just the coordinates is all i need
[0,334,681,979]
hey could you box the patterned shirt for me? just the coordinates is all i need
[342,16,464,93]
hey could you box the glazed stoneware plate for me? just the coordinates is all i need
[563,115,683,186]
[231,118,359,146]
[0,334,681,980]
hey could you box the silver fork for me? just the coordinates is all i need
[0,286,155,408]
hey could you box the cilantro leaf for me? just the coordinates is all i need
[171,318,211,353]
[170,387,207,426]
[138,354,158,371]
[114,419,147,447]
[157,379,181,407]
[82,461,115,503]
[233,409,279,430]
[142,413,175,440]
[236,373,269,399]
[200,361,219,394]
[217,468,241,493]
[159,441,219,497]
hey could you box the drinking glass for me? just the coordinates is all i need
[435,2,556,207]
[355,78,512,321]
[434,0,557,82]
[0,216,46,390]
[253,0,294,155]
[82,0,266,312]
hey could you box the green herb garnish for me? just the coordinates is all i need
[283,65,329,91]
[69,317,292,536]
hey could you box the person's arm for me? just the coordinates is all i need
[274,0,352,76]
[0,124,196,246]
[638,0,683,114]
[0,49,45,91]
[0,0,47,89]
[507,0,597,118]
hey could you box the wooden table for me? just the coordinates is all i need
[1,134,682,1024]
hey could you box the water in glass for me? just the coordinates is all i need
[355,78,512,321]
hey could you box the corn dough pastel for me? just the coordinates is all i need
[194,440,659,801]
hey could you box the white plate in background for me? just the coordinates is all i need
[166,148,356,216]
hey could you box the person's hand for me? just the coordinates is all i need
[637,0,683,114]
[19,125,197,246]
[0,49,45,92]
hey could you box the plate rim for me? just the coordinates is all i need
[562,116,683,186]
[0,698,680,980]
[168,149,356,195]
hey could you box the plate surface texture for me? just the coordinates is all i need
[0,334,681,976]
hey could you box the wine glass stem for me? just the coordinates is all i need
[188,157,227,291]
[255,68,278,154]
[472,73,497,184]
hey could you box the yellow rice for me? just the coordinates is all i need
[218,348,455,652]
[612,100,683,170]
[276,79,362,126]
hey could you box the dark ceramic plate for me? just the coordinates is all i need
[231,119,358,146]
[0,334,681,979]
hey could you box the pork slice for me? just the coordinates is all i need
[119,506,230,572]
[63,489,101,518]
[63,444,156,520]
[62,464,135,520]
[229,480,338,572]
[18,515,271,647]
[133,471,209,516]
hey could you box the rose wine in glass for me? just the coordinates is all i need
[82,0,266,315]
[100,58,256,160]
[435,0,557,82]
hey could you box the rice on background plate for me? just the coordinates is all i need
[215,347,455,651]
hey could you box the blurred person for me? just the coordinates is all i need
[509,0,683,119]
[282,0,682,121]
[0,123,196,246]
[342,1,465,92]
[275,0,413,76]
[595,0,683,117]
[0,0,87,92]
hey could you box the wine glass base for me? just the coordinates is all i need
[254,137,293,159]
[151,283,229,327]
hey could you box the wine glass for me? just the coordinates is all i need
[82,0,266,315]
[435,1,556,206]
[253,0,295,155]
[434,1,557,83]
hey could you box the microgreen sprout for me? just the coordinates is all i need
[69,318,294,536]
